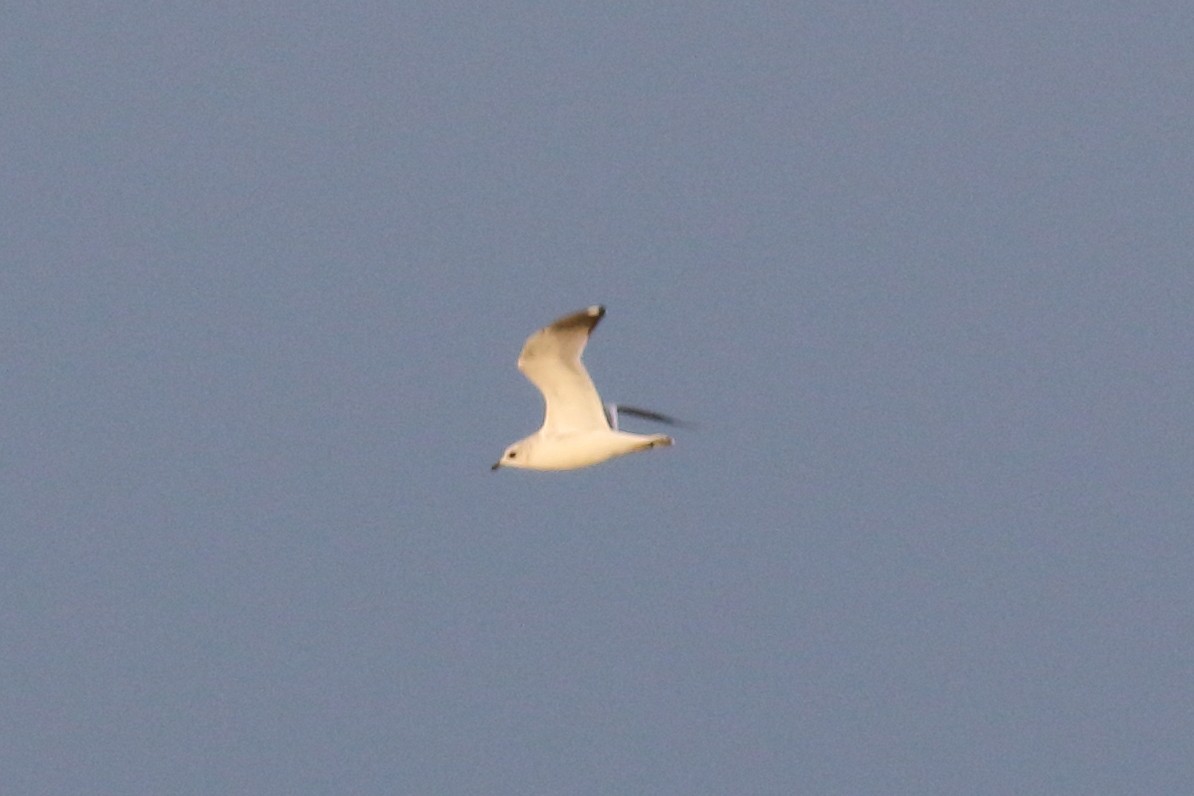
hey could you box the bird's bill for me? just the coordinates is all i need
[490,461,501,471]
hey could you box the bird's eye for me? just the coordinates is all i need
[507,451,517,459]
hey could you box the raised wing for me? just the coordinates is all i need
[517,305,609,434]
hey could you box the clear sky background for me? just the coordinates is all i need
[4,3,1192,793]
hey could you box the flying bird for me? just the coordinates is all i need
[492,305,678,471]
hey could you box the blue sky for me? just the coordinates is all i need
[4,3,1193,793]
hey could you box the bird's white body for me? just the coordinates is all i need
[501,427,671,471]
[492,306,674,471]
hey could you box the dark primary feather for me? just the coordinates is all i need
[616,405,683,425]
[604,403,693,430]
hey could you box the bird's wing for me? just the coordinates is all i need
[610,404,685,427]
[517,305,609,434]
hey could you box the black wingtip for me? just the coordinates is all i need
[615,405,695,429]
[550,305,606,333]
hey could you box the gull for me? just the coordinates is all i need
[492,305,678,471]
